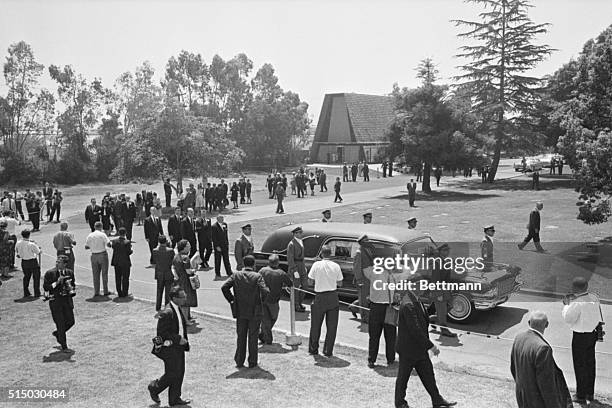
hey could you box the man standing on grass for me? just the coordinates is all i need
[258,254,292,345]
[307,245,343,357]
[275,182,285,214]
[84,221,111,297]
[43,255,76,353]
[167,207,182,249]
[148,286,192,407]
[221,255,269,368]
[144,207,164,266]
[15,229,42,299]
[212,215,232,277]
[510,311,572,408]
[53,222,76,273]
[85,198,102,233]
[110,227,132,298]
[518,202,544,252]
[153,236,176,313]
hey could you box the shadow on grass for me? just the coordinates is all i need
[372,364,399,378]
[459,176,575,192]
[43,348,75,363]
[187,325,202,334]
[214,275,230,281]
[259,343,294,354]
[112,296,134,303]
[313,354,350,368]
[85,296,112,303]
[390,191,500,202]
[226,366,275,380]
[13,296,40,303]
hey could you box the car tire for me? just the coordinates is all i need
[448,293,474,323]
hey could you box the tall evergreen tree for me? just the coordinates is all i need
[453,0,553,182]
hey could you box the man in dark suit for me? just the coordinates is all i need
[153,236,176,312]
[510,311,572,408]
[394,279,456,408]
[221,256,269,368]
[85,198,101,232]
[258,254,292,344]
[212,215,232,277]
[148,286,192,407]
[42,182,53,218]
[204,183,213,213]
[122,195,136,241]
[287,226,307,312]
[234,224,254,271]
[167,207,182,249]
[319,170,327,192]
[163,178,173,208]
[407,179,417,207]
[110,227,132,297]
[42,255,76,352]
[144,207,164,266]
[180,208,197,258]
[195,215,213,269]
[518,201,544,252]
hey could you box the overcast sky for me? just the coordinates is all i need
[1,0,611,125]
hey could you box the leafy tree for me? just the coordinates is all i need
[453,0,553,182]
[164,51,210,111]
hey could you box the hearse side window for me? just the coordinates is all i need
[325,239,359,259]
[303,236,322,258]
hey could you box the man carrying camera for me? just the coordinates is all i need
[42,255,76,352]
[562,277,604,404]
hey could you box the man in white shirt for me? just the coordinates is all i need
[85,221,111,297]
[307,245,344,357]
[15,229,42,298]
[562,277,603,403]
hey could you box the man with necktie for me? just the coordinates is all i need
[144,207,164,266]
[180,208,197,258]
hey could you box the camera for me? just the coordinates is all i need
[596,322,605,342]
[59,277,76,297]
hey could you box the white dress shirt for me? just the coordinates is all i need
[85,230,110,254]
[15,239,41,260]
[308,259,343,292]
[562,293,602,333]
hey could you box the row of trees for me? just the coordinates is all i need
[0,45,310,186]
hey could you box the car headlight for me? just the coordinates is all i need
[483,287,498,297]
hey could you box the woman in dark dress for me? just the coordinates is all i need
[100,199,113,235]
[173,239,197,325]
[230,182,239,209]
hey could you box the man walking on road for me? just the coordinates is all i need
[407,179,417,207]
[518,202,544,252]
[85,221,111,297]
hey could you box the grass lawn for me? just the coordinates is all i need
[0,275,531,408]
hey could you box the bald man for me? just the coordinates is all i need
[510,311,572,408]
[53,222,76,272]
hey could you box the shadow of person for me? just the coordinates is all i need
[313,354,350,368]
[225,366,275,380]
[258,343,293,354]
[43,348,75,363]
[372,364,399,378]
[214,275,229,281]
[13,296,39,303]
[187,325,202,335]
[112,296,134,303]
[85,296,112,303]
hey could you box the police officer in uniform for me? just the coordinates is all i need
[363,211,372,224]
[429,244,457,337]
[42,255,76,352]
[407,217,417,230]
[349,234,373,324]
[287,226,307,312]
[321,209,332,223]
[481,225,495,264]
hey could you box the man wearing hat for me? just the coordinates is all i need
[287,226,307,312]
[407,217,417,229]
[518,202,544,252]
[481,225,495,264]
[42,255,76,352]
[321,210,332,223]
[428,244,456,337]
[363,211,372,224]
[349,234,374,324]
[235,224,254,271]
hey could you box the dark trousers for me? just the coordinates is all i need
[198,241,212,264]
[308,291,340,355]
[88,221,96,232]
[235,317,261,366]
[364,173,370,181]
[368,302,397,364]
[395,354,443,407]
[151,348,185,405]
[165,193,171,207]
[521,230,541,245]
[49,298,75,347]
[260,302,280,344]
[320,182,327,192]
[15,201,25,220]
[22,259,41,297]
[114,265,130,297]
[343,174,349,182]
[49,203,60,221]
[276,199,284,213]
[148,239,158,264]
[46,200,52,216]
[334,192,342,202]
[292,266,308,307]
[156,279,173,311]
[29,211,40,230]
[124,222,133,241]
[572,331,598,399]
[187,239,197,258]
[214,248,232,276]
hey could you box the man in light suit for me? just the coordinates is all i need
[287,226,307,312]
[144,207,164,266]
[148,286,192,407]
[510,311,572,408]
[180,208,197,258]
[234,224,254,271]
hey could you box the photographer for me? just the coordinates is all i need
[42,255,76,352]
[562,277,604,404]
